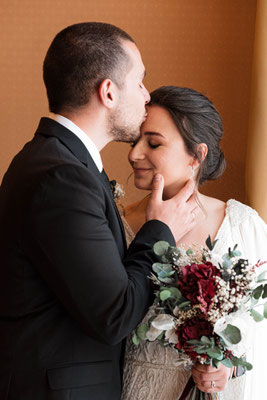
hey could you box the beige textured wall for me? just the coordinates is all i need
[0,0,257,206]
[246,0,267,222]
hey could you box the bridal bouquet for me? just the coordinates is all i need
[133,237,267,399]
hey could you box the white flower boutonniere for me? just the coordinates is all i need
[110,180,125,202]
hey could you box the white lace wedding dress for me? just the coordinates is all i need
[121,199,267,400]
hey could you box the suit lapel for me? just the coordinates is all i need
[100,169,127,250]
[35,118,127,251]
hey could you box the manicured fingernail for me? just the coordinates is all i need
[154,174,161,181]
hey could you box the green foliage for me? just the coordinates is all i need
[231,356,253,371]
[177,300,191,309]
[264,303,267,319]
[253,285,263,300]
[251,308,264,322]
[153,241,170,256]
[160,290,171,301]
[205,235,218,251]
[136,324,148,341]
[221,245,242,269]
[132,332,140,345]
[188,336,223,361]
[152,262,175,283]
[257,270,267,283]
[220,324,241,345]
[222,358,234,368]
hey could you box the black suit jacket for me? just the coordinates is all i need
[0,118,175,400]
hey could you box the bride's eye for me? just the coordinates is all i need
[148,142,160,149]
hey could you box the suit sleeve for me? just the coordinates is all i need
[24,163,175,345]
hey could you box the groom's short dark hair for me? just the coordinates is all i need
[43,22,135,113]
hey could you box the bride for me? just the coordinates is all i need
[121,86,267,400]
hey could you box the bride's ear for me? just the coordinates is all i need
[189,144,208,169]
[197,143,208,162]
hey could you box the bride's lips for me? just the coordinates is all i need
[133,167,152,176]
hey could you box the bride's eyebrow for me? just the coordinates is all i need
[144,131,165,139]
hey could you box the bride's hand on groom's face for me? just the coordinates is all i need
[191,362,232,393]
[146,174,198,243]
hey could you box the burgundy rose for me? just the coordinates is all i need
[176,317,213,359]
[178,262,221,308]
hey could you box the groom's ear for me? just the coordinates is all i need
[98,79,118,109]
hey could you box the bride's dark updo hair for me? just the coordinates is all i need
[149,86,226,185]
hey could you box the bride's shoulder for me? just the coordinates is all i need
[225,199,259,225]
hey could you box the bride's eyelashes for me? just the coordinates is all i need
[148,141,161,149]
[129,141,161,149]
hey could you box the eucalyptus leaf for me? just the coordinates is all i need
[241,360,253,371]
[250,296,259,307]
[152,263,164,274]
[132,332,140,345]
[232,250,241,257]
[168,287,182,300]
[158,276,175,284]
[222,358,234,368]
[153,241,170,256]
[232,356,253,371]
[158,266,174,279]
[222,260,232,269]
[188,339,202,346]
[196,346,210,354]
[160,290,171,301]
[223,253,231,261]
[211,359,221,368]
[251,308,264,322]
[207,347,223,360]
[136,324,148,341]
[253,285,263,300]
[157,331,165,341]
[263,284,267,299]
[178,300,191,309]
[200,336,212,345]
[220,324,241,344]
[257,270,267,282]
[264,302,267,319]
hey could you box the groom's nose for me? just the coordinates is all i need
[143,86,150,104]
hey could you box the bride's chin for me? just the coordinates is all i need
[134,179,152,191]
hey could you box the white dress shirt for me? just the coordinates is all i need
[49,113,103,172]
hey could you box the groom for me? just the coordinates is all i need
[0,22,196,399]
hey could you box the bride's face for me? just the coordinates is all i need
[128,105,195,199]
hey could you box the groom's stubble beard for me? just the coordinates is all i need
[107,103,142,143]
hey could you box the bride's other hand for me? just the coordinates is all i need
[146,174,198,243]
[191,362,232,393]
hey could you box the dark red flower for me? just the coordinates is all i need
[178,262,221,309]
[176,317,213,359]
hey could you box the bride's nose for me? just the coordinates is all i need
[128,142,146,162]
